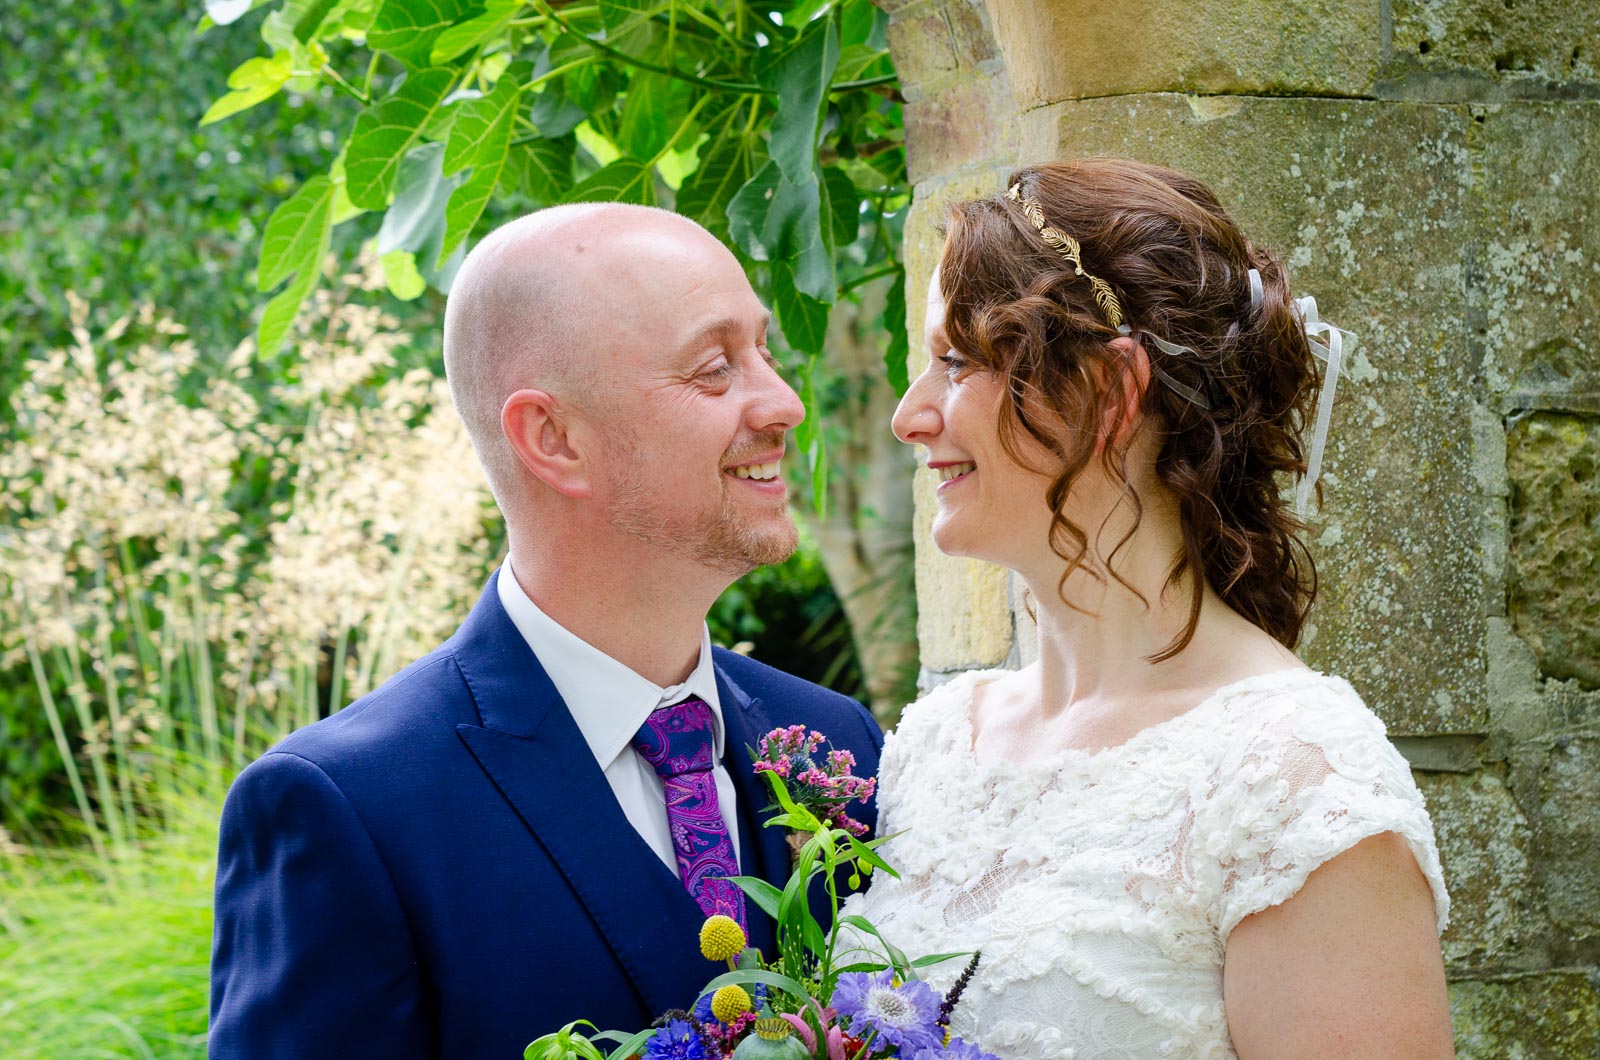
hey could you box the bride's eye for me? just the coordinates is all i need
[938,353,970,378]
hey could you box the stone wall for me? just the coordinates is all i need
[880,1,1600,1053]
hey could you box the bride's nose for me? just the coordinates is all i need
[892,372,941,445]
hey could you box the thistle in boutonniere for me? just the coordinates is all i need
[751,726,877,848]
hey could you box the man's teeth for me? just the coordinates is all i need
[937,462,976,482]
[730,462,781,481]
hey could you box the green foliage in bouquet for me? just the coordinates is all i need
[524,765,991,1060]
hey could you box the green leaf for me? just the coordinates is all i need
[696,968,816,1005]
[565,158,655,205]
[258,174,335,292]
[438,95,517,265]
[725,875,784,920]
[840,0,882,49]
[822,165,861,246]
[443,68,523,177]
[529,86,588,138]
[600,1029,655,1060]
[727,161,782,261]
[380,249,426,299]
[675,118,753,240]
[200,51,293,125]
[598,0,650,32]
[430,0,518,62]
[377,142,459,256]
[910,951,971,969]
[837,914,914,981]
[293,0,341,41]
[757,16,840,186]
[843,829,899,879]
[882,267,909,395]
[257,260,319,358]
[520,135,577,202]
[369,0,480,62]
[345,67,455,210]
[617,74,690,161]
[775,277,829,358]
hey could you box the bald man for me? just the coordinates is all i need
[208,206,884,1059]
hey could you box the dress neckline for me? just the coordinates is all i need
[948,665,1334,773]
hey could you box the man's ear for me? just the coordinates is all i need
[502,389,593,498]
[1096,336,1152,453]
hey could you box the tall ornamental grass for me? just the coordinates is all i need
[0,257,498,1053]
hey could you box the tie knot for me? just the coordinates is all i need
[632,697,717,779]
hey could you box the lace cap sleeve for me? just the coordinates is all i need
[1209,677,1450,942]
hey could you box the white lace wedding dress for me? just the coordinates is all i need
[839,668,1449,1059]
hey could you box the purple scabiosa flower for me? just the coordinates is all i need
[832,971,943,1053]
[910,1037,998,1060]
[642,1019,708,1060]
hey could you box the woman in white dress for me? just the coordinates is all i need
[841,159,1454,1058]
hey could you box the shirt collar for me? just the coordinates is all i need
[496,561,725,770]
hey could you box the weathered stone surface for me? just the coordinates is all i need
[902,72,1018,185]
[1018,94,1488,733]
[1475,104,1600,410]
[1450,972,1600,1059]
[904,174,1020,673]
[1418,771,1536,967]
[984,0,1377,107]
[885,7,960,90]
[1534,737,1600,944]
[1506,414,1600,687]
[1388,0,1600,90]
[944,0,999,69]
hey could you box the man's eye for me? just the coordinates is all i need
[701,363,734,381]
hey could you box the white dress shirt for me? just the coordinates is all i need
[496,560,741,870]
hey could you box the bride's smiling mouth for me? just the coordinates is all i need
[931,460,976,488]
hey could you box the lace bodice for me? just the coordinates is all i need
[839,668,1449,1059]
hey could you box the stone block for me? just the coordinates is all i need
[885,7,959,90]
[1018,94,1488,733]
[944,0,999,69]
[1535,737,1600,944]
[903,173,1023,674]
[1450,972,1600,1059]
[911,471,1015,671]
[1418,771,1536,968]
[1506,414,1600,687]
[984,0,1378,107]
[1387,0,1600,89]
[1475,104,1600,410]
[902,73,1019,185]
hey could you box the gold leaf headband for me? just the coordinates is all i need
[1006,182,1124,328]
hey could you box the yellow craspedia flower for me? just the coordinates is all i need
[699,914,746,962]
[710,985,753,1023]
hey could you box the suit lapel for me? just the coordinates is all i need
[450,575,723,1016]
[714,661,791,959]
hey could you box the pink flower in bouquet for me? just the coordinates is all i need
[753,726,877,836]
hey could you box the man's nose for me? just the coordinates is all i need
[751,357,806,432]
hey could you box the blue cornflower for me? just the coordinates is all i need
[910,1036,999,1060]
[831,971,943,1052]
[642,1019,708,1060]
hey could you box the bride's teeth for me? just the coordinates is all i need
[937,462,976,482]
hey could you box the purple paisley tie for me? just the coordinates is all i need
[632,697,747,933]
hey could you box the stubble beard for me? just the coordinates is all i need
[601,430,798,577]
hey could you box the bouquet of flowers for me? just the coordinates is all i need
[525,728,995,1060]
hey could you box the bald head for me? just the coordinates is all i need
[442,203,735,508]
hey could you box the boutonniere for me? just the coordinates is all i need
[750,726,877,863]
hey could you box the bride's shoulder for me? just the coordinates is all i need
[1215,668,1390,749]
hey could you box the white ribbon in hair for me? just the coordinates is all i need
[1250,268,1351,516]
[1116,324,1211,409]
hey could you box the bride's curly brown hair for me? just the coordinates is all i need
[938,157,1321,659]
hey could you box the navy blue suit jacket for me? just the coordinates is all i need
[209,572,883,1058]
